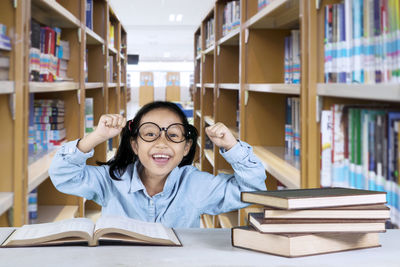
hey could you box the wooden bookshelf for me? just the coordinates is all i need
[0,0,127,227]
[193,0,305,228]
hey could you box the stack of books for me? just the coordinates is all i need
[232,187,389,257]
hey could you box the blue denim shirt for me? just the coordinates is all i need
[48,139,267,228]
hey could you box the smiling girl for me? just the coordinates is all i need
[49,101,266,227]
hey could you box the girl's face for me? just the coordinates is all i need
[131,108,192,180]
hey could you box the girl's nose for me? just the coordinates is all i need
[155,131,169,146]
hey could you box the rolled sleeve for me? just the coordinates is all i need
[59,139,94,165]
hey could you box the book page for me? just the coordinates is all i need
[11,218,94,241]
[95,216,171,240]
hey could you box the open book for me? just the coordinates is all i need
[1,216,181,247]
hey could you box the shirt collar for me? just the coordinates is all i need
[128,161,180,195]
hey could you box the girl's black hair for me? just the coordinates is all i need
[100,101,198,180]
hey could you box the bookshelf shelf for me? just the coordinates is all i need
[120,53,125,60]
[28,148,60,193]
[108,83,118,88]
[29,82,80,93]
[218,83,240,91]
[106,148,117,161]
[196,83,201,88]
[86,28,104,45]
[196,54,201,60]
[204,149,215,167]
[204,83,214,88]
[245,83,300,95]
[218,28,240,46]
[203,45,214,55]
[196,110,202,118]
[36,205,79,223]
[0,192,13,217]
[245,0,299,29]
[85,82,103,90]
[0,81,14,94]
[217,210,238,228]
[317,83,400,103]
[31,0,81,28]
[252,146,300,189]
[109,46,117,55]
[204,115,215,126]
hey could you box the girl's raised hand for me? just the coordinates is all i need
[95,114,126,141]
[205,122,238,151]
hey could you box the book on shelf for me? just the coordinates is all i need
[0,23,11,51]
[249,212,386,233]
[86,0,93,30]
[263,204,390,219]
[232,226,380,258]
[241,187,387,210]
[324,1,400,84]
[1,216,181,247]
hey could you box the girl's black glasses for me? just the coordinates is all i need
[137,122,187,143]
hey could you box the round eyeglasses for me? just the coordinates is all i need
[137,122,187,143]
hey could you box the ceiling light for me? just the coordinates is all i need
[176,14,183,22]
[169,14,175,22]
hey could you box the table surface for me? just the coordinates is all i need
[0,228,399,267]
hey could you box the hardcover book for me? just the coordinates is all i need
[232,226,380,258]
[241,187,387,209]
[1,216,181,247]
[263,204,390,219]
[249,213,386,234]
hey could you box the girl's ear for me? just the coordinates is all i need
[131,139,138,155]
[183,140,192,156]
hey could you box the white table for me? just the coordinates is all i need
[0,229,399,267]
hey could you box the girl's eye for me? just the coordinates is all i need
[145,132,156,137]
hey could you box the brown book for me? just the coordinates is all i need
[232,226,381,258]
[1,216,181,247]
[264,204,390,219]
[241,188,387,209]
[249,213,386,233]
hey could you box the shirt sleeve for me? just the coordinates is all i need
[48,139,112,206]
[189,140,267,215]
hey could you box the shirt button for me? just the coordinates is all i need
[150,200,154,206]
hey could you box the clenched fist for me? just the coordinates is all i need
[95,114,126,140]
[77,114,126,153]
[205,122,238,151]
